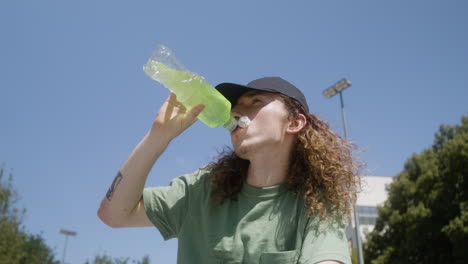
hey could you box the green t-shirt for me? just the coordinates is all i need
[143,170,351,264]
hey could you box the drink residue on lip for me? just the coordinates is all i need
[238,116,251,128]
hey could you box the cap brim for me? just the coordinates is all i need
[215,83,276,107]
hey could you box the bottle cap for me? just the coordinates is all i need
[238,116,251,128]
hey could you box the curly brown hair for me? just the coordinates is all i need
[204,94,364,221]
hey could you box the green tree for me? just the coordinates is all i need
[0,167,26,263]
[364,115,468,264]
[20,233,60,264]
[0,166,59,264]
[351,247,358,264]
[84,254,150,264]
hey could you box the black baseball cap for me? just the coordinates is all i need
[215,77,309,113]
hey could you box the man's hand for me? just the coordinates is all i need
[151,93,205,142]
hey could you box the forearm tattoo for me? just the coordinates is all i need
[106,171,123,201]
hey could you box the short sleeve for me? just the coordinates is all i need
[298,218,351,264]
[142,170,208,240]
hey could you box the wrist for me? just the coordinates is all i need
[146,126,172,147]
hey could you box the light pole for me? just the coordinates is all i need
[323,78,364,264]
[59,229,77,264]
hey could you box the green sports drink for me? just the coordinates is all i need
[143,45,237,131]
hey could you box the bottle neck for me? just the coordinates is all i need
[223,116,238,132]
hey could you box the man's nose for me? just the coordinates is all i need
[231,109,242,120]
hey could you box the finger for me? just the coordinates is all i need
[168,93,177,103]
[185,104,205,124]
[167,93,186,112]
[163,94,176,122]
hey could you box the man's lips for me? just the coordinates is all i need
[231,126,241,135]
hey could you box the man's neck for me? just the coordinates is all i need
[245,145,292,187]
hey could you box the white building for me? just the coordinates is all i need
[347,175,394,247]
[357,176,393,240]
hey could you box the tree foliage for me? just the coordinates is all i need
[364,115,468,264]
[1,166,153,263]
[84,254,150,264]
[0,167,59,264]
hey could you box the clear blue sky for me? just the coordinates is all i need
[1,0,467,263]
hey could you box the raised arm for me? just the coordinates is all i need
[97,94,204,228]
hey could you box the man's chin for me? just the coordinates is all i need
[233,146,250,160]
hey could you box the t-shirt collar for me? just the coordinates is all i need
[240,181,287,199]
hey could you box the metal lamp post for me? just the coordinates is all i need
[59,229,77,264]
[323,78,364,264]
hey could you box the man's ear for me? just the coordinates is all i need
[286,114,307,134]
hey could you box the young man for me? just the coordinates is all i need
[98,77,361,264]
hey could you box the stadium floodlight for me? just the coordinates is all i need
[323,78,351,98]
[322,78,364,264]
[59,229,77,264]
[60,229,77,236]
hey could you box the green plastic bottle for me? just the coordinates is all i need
[143,45,237,132]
